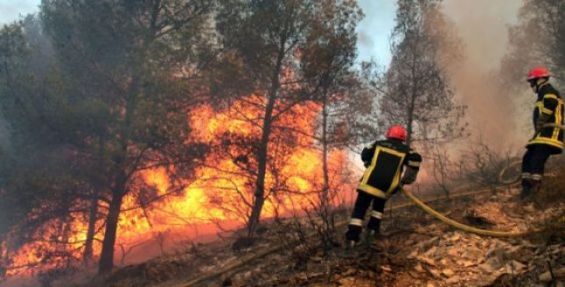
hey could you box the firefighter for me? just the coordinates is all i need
[345,125,422,251]
[521,66,564,200]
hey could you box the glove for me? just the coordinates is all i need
[401,168,418,185]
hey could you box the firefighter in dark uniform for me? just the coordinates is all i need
[521,66,564,200]
[345,125,422,249]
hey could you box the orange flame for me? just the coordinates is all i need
[6,96,355,276]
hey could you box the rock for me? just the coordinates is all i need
[415,263,425,273]
[408,250,418,258]
[539,267,565,282]
[482,248,506,270]
[416,255,436,267]
[461,246,484,260]
[478,270,507,287]
[242,271,252,279]
[408,270,422,279]
[310,256,322,263]
[510,246,535,260]
[342,268,356,277]
[523,204,535,212]
[447,248,458,257]
[446,233,461,242]
[539,271,552,283]
[381,265,392,272]
[445,275,460,284]
[460,260,476,267]
[423,246,438,258]
[442,268,455,277]
[338,277,355,286]
[414,225,427,234]
[478,261,499,274]
[418,236,440,251]
[426,267,442,279]
[506,260,526,273]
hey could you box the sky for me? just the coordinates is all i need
[356,0,397,65]
[0,0,398,66]
[0,0,39,23]
[0,0,522,79]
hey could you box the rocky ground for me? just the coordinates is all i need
[216,188,564,287]
[80,184,564,287]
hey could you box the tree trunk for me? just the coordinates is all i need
[320,91,335,249]
[98,70,138,273]
[247,44,285,236]
[247,92,276,236]
[407,56,418,146]
[98,188,124,274]
[0,240,5,278]
[406,100,415,146]
[83,193,98,265]
[320,91,330,210]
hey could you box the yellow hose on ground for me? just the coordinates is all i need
[401,188,541,237]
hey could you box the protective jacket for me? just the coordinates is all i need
[358,139,422,199]
[528,82,564,152]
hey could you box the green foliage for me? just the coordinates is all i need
[213,0,367,236]
[0,0,215,275]
[0,0,368,276]
[38,0,215,273]
[378,0,466,144]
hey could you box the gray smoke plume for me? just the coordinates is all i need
[442,0,524,151]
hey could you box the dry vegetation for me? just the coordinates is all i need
[49,162,563,287]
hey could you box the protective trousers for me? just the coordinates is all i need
[345,190,386,242]
[521,145,553,190]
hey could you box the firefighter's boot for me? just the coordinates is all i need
[528,180,542,206]
[340,240,358,258]
[520,178,533,201]
[521,179,542,202]
[363,230,385,252]
[530,180,541,194]
[520,186,532,201]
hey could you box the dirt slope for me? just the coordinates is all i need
[82,186,563,287]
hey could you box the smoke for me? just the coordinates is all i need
[441,0,524,151]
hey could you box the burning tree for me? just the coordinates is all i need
[0,0,369,280]
[46,0,214,274]
[214,0,364,237]
[2,0,216,275]
[0,18,88,277]
[378,0,466,145]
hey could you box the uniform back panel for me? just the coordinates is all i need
[366,149,403,192]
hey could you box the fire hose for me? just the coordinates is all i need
[400,188,542,237]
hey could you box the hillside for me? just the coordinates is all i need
[74,177,564,287]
